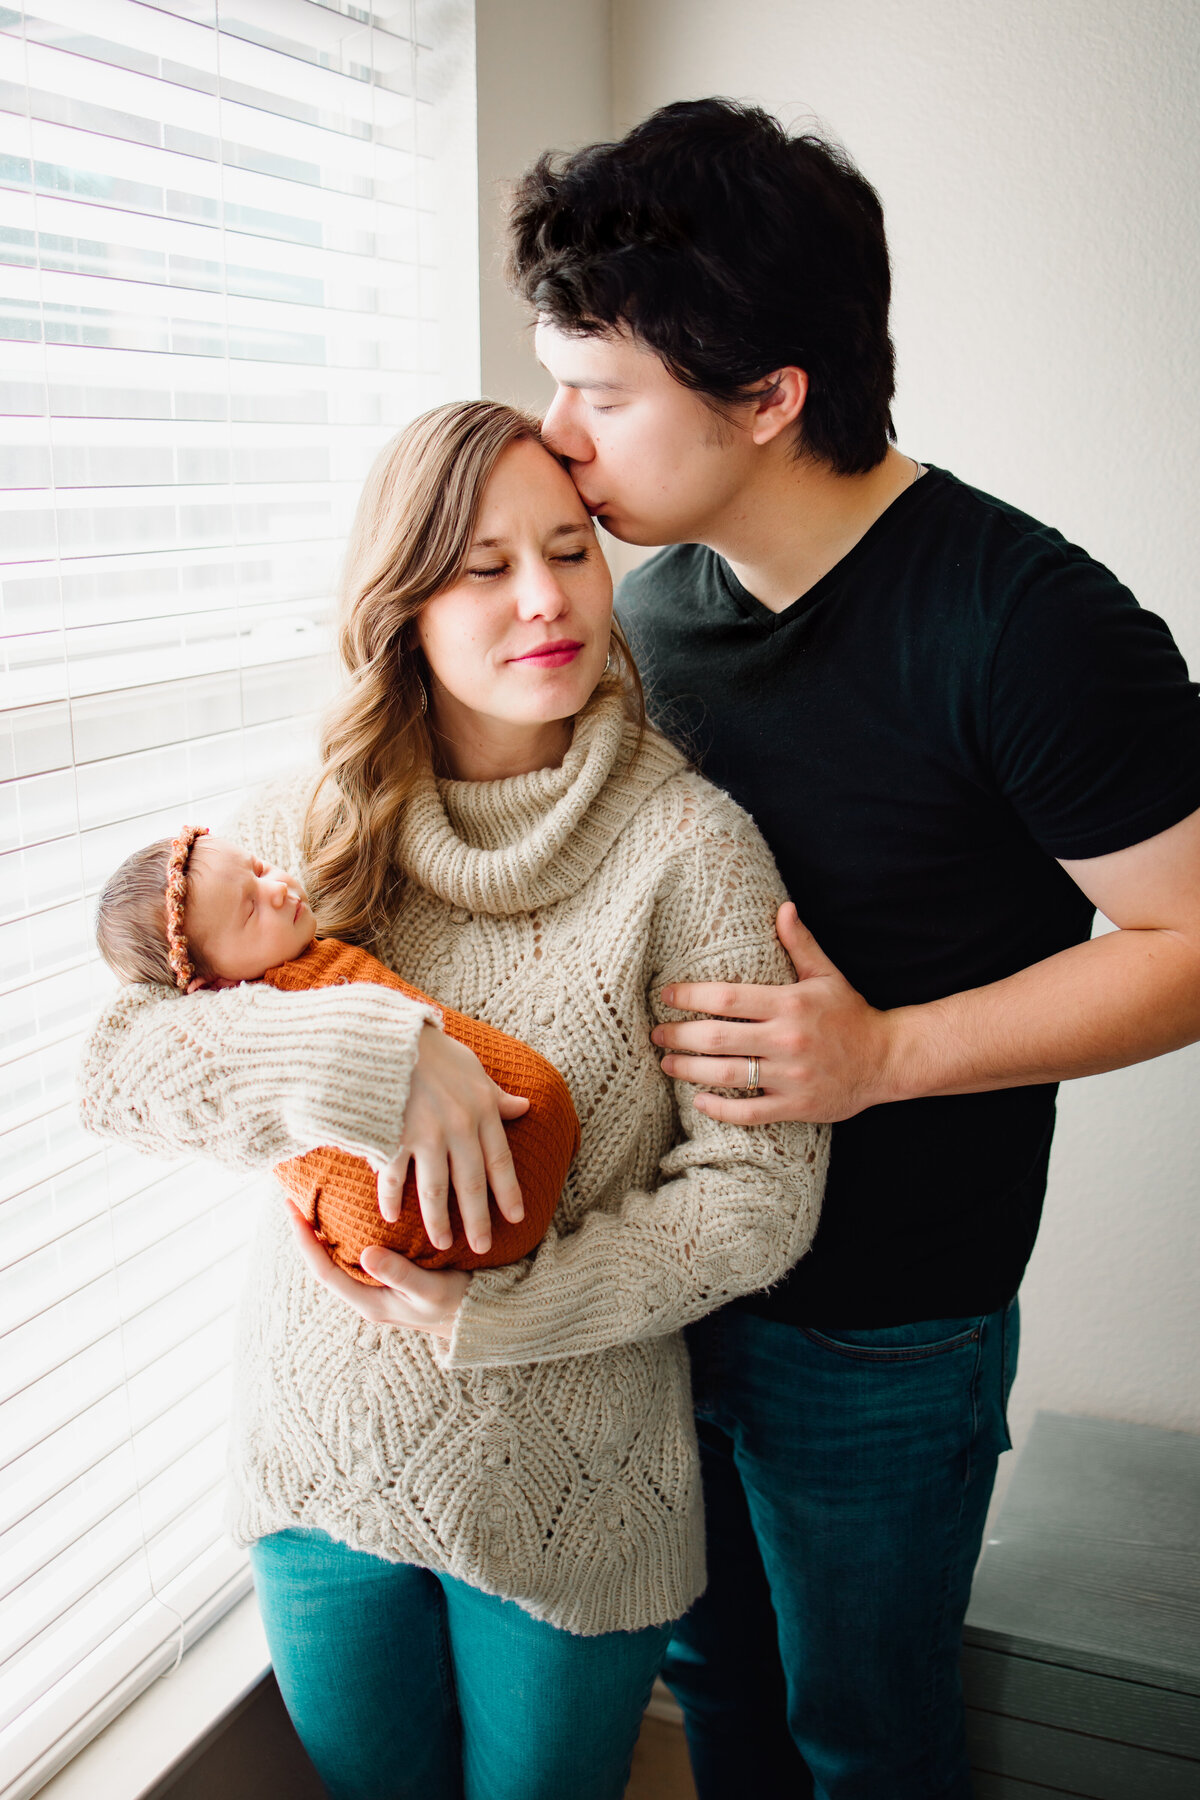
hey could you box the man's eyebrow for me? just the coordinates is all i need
[472,522,590,548]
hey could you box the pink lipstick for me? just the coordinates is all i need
[511,640,583,668]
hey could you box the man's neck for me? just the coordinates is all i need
[709,445,921,614]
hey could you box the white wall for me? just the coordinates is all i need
[612,0,1200,1492]
[475,0,612,409]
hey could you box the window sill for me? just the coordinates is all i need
[35,1593,271,1800]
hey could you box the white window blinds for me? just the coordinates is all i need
[0,4,477,1794]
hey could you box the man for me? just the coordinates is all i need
[504,98,1200,1797]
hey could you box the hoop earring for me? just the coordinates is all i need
[417,676,428,716]
[604,640,616,676]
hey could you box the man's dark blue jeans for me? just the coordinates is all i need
[663,1299,1019,1800]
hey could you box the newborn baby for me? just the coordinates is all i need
[94,827,579,1282]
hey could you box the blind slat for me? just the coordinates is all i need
[2,1332,234,1538]
[0,1300,238,1475]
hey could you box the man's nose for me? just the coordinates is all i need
[542,391,593,465]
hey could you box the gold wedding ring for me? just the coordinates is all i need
[744,1055,761,1094]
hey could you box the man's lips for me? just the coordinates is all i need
[509,641,584,667]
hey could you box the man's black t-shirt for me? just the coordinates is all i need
[617,467,1200,1327]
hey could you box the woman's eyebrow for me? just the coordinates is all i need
[471,523,587,549]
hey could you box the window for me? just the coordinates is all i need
[0,3,476,1793]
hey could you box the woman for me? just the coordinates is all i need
[80,401,828,1800]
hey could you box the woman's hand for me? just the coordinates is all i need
[380,1023,529,1256]
[288,1201,469,1340]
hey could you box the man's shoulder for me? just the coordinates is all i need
[616,542,711,609]
[615,477,1110,611]
[917,468,1110,590]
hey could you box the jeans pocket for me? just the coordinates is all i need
[798,1316,984,1364]
[999,1296,1021,1450]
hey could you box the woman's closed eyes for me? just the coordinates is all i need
[467,547,592,581]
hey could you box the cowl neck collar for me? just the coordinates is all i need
[394,691,684,915]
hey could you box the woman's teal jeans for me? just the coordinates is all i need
[248,1528,673,1800]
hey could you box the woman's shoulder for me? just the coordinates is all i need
[624,736,783,872]
[645,775,791,984]
[224,771,314,873]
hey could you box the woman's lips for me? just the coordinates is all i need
[510,641,583,668]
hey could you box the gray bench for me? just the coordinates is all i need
[962,1410,1200,1798]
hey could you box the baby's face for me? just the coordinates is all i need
[186,837,315,985]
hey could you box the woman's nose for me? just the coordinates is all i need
[515,565,570,620]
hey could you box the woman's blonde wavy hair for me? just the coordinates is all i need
[302,399,646,945]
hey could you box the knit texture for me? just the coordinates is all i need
[268,938,580,1280]
[78,693,828,1635]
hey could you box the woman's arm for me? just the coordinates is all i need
[441,794,830,1369]
[79,784,438,1169]
[80,978,438,1171]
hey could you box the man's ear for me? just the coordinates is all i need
[749,367,807,446]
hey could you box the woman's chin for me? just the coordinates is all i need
[504,668,607,721]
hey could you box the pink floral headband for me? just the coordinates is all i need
[165,826,209,991]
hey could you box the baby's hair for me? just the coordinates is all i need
[95,839,214,987]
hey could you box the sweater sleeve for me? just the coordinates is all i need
[79,979,438,1171]
[442,793,829,1370]
[77,782,438,1171]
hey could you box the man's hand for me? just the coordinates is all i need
[654,809,1200,1121]
[652,902,897,1124]
[288,1201,469,1340]
[378,1023,529,1256]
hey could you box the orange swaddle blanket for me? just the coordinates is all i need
[265,939,580,1284]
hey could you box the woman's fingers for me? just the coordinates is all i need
[412,1146,453,1251]
[287,1202,379,1309]
[495,1087,531,1120]
[382,1120,522,1254]
[377,1146,410,1223]
[479,1095,524,1225]
[359,1248,471,1336]
[287,1202,469,1339]
[446,1135,492,1255]
[404,1028,527,1239]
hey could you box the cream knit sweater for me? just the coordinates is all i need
[79,694,828,1636]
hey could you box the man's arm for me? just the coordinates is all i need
[652,805,1200,1124]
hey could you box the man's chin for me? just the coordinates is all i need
[596,513,661,548]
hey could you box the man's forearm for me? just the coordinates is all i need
[655,873,1200,1125]
[880,926,1200,1104]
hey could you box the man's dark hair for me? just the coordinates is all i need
[507,97,896,475]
